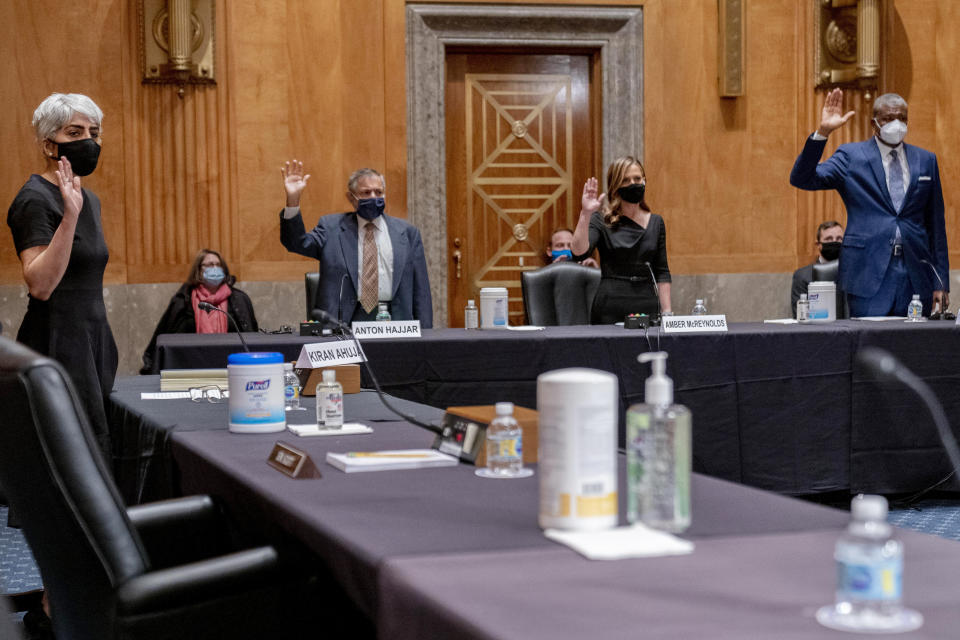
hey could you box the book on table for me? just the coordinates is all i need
[325,449,458,473]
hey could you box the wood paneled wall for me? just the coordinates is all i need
[1,0,957,288]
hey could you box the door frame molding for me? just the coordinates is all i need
[406,4,644,326]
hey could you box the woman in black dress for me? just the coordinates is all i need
[572,156,673,324]
[140,249,258,374]
[7,93,117,457]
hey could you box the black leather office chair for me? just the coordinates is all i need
[305,271,321,320]
[813,259,849,319]
[0,336,312,639]
[521,262,601,325]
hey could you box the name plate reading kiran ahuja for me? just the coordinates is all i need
[295,339,366,369]
[662,315,729,334]
[351,320,422,340]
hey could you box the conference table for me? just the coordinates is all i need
[150,320,960,496]
[107,378,960,639]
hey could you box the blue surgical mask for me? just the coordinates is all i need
[551,249,573,261]
[202,266,225,287]
[356,197,385,221]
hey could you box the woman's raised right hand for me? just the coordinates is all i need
[580,176,605,215]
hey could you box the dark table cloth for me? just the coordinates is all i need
[150,320,960,495]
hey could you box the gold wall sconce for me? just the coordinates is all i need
[815,0,880,100]
[718,0,746,97]
[139,0,216,97]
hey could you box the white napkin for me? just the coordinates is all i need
[287,422,373,437]
[544,523,694,560]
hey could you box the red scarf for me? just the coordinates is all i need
[191,284,232,333]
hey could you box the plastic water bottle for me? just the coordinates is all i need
[315,370,344,430]
[816,495,923,633]
[464,299,479,329]
[691,299,707,316]
[476,402,532,478]
[376,302,391,321]
[282,362,301,411]
[797,293,810,323]
[907,295,923,322]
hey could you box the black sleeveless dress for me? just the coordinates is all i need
[7,174,118,457]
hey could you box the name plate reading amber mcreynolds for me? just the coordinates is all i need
[351,320,422,340]
[661,315,729,334]
[267,441,321,479]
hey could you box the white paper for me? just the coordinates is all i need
[295,339,366,368]
[287,422,373,437]
[544,524,694,560]
[763,318,799,324]
[140,391,230,400]
[351,320,422,340]
[506,325,545,331]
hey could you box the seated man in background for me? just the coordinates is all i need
[279,161,432,327]
[545,227,598,268]
[140,249,257,373]
[791,221,843,317]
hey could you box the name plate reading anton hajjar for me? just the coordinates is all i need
[295,339,365,369]
[662,314,729,334]
[351,320,422,340]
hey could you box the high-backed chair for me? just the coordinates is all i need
[521,262,601,325]
[813,259,849,319]
[305,271,321,320]
[0,336,311,639]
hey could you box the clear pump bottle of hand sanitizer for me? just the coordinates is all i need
[626,352,691,533]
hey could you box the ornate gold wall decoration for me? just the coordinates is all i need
[140,0,216,97]
[815,0,880,100]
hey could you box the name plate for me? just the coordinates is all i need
[351,320,422,340]
[295,339,365,368]
[662,314,729,333]
[266,441,321,478]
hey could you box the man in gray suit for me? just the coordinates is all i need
[279,161,432,326]
[791,220,843,317]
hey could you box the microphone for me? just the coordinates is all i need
[310,308,445,437]
[337,272,350,326]
[197,301,250,352]
[920,259,953,319]
[643,261,663,325]
[857,347,960,485]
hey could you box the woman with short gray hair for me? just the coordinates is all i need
[6,92,118,457]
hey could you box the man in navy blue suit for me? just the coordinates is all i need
[790,89,949,317]
[279,160,433,326]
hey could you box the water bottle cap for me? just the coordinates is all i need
[322,369,337,383]
[467,299,476,307]
[912,294,920,300]
[800,293,807,301]
[851,494,888,521]
[495,401,514,416]
[695,299,703,304]
[283,362,293,371]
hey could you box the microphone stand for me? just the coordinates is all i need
[197,301,250,352]
[644,261,662,350]
[310,308,445,437]
[858,347,960,503]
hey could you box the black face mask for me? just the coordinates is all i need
[820,241,842,261]
[356,197,385,221]
[51,138,101,177]
[617,183,645,204]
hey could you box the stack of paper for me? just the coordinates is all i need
[325,449,458,473]
[159,368,228,391]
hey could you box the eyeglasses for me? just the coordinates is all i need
[189,386,225,403]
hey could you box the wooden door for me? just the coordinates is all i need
[445,51,599,326]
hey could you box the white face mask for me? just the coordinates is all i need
[875,118,907,146]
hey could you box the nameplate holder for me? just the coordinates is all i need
[267,441,321,478]
[295,340,365,368]
[351,320,422,340]
[662,314,729,333]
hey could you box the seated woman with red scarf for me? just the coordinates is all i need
[140,248,258,373]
